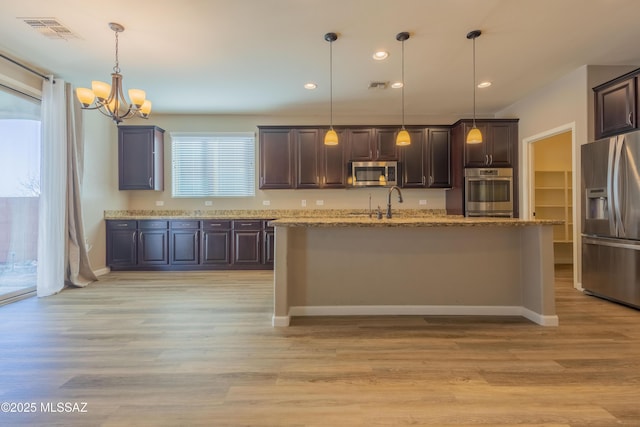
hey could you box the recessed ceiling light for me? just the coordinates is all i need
[304,82,317,90]
[372,51,389,61]
[478,81,492,88]
[391,82,403,89]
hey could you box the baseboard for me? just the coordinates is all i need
[286,305,558,326]
[94,267,111,277]
[520,307,559,326]
[272,315,290,327]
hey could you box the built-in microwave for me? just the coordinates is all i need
[349,161,399,187]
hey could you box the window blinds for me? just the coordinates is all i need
[170,132,255,197]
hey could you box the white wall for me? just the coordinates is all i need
[497,64,638,287]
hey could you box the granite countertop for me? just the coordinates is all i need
[103,209,447,220]
[269,216,563,227]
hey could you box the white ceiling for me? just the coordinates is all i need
[2,0,640,123]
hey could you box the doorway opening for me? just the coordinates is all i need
[523,123,578,288]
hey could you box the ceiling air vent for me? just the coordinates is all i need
[20,18,79,40]
[368,81,389,90]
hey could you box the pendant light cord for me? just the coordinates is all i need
[472,36,476,127]
[329,39,333,130]
[401,38,405,129]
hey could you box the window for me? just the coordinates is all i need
[171,132,255,197]
[0,86,41,302]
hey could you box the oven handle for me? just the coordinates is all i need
[465,177,513,182]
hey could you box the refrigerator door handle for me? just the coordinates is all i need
[583,235,640,251]
[607,137,617,235]
[613,135,625,236]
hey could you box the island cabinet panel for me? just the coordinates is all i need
[233,220,262,265]
[170,221,200,265]
[106,220,137,267]
[259,128,295,189]
[401,127,451,188]
[137,221,169,266]
[295,128,322,188]
[201,220,231,265]
[118,125,164,191]
[594,75,637,139]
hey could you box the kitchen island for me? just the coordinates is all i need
[270,217,560,327]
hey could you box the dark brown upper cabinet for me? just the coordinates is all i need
[118,125,164,190]
[259,128,295,189]
[346,128,399,161]
[462,120,517,168]
[594,75,637,139]
[401,127,451,189]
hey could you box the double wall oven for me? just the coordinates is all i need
[464,168,514,217]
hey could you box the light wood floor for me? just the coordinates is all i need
[0,266,639,426]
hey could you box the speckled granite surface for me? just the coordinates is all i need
[269,217,563,227]
[103,209,447,220]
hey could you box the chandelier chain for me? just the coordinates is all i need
[113,30,120,74]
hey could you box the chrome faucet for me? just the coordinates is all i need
[386,186,403,218]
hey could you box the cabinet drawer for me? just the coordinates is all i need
[233,220,262,230]
[202,220,232,230]
[107,220,137,230]
[138,220,169,229]
[171,220,200,229]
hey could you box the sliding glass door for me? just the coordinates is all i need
[0,87,41,303]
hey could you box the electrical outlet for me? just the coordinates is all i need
[301,199,307,207]
[204,201,213,206]
[263,200,271,206]
[155,200,164,206]
[315,200,324,206]
[419,200,427,205]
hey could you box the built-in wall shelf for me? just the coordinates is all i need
[535,170,573,263]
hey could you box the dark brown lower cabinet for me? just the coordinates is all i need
[233,220,262,265]
[137,221,169,266]
[106,220,137,267]
[170,221,200,265]
[201,220,231,265]
[106,219,272,271]
[263,221,275,265]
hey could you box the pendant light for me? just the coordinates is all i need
[396,31,411,146]
[324,32,339,145]
[466,29,483,144]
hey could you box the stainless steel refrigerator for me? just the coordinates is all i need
[582,130,640,309]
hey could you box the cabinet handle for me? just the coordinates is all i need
[132,231,136,245]
[430,175,434,185]
[138,231,143,244]
[629,111,634,125]
[484,154,488,165]
[422,176,426,186]
[209,223,221,227]
[117,223,128,227]
[148,177,153,188]
[239,223,253,226]
[489,154,493,165]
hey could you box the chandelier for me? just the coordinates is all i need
[76,22,151,124]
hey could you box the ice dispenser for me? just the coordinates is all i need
[586,188,608,219]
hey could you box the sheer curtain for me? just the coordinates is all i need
[37,78,96,297]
